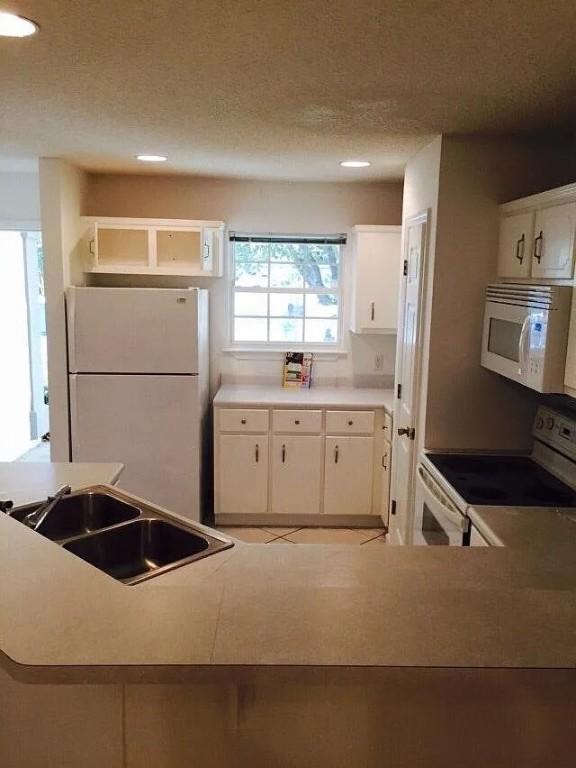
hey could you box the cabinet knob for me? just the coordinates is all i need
[295,419,300,425]
[241,418,247,425]
[348,420,353,426]
[370,301,375,321]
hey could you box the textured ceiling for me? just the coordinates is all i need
[1,1,576,180]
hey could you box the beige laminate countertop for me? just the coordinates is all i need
[2,472,576,682]
[213,385,394,412]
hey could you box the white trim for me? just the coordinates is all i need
[82,216,225,228]
[500,182,576,214]
[221,347,347,361]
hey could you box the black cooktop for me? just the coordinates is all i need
[427,454,576,507]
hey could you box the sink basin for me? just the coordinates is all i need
[64,518,213,584]
[11,492,140,541]
[10,485,233,583]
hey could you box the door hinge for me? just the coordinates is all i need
[403,259,408,277]
[397,383,402,399]
[391,499,397,516]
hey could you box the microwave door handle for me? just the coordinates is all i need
[417,466,467,531]
[518,316,530,376]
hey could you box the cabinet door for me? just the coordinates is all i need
[352,230,401,333]
[324,437,374,516]
[497,212,533,278]
[218,434,268,516]
[202,226,223,276]
[380,438,392,524]
[271,436,322,515]
[532,203,576,279]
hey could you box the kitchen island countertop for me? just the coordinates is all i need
[1,464,576,682]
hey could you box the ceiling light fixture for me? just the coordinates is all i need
[136,154,167,163]
[0,11,38,37]
[340,160,371,168]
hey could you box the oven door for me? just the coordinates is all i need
[413,465,469,546]
[481,300,532,386]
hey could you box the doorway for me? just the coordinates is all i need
[0,230,48,461]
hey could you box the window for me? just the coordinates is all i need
[230,233,344,345]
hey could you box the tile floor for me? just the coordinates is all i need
[217,526,387,545]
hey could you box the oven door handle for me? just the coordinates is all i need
[418,466,468,531]
[518,315,530,376]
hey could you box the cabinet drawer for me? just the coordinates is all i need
[326,410,375,434]
[219,408,269,433]
[273,409,322,434]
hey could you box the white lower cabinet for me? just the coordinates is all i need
[215,405,391,524]
[324,437,374,516]
[271,436,322,515]
[218,434,268,516]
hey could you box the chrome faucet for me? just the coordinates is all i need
[21,485,72,531]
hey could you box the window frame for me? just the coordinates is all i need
[228,233,345,350]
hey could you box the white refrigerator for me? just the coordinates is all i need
[67,287,209,521]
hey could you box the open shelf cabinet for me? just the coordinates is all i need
[83,217,225,277]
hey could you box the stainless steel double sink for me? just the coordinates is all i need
[11,486,233,585]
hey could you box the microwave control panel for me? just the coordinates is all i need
[533,406,576,461]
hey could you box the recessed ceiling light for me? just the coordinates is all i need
[136,154,167,163]
[340,160,371,168]
[0,11,39,37]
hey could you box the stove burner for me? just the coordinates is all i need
[466,486,509,502]
[426,453,576,508]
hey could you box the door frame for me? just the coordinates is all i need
[390,209,431,544]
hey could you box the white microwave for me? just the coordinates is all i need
[481,283,572,393]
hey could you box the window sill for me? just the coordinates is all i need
[221,346,348,361]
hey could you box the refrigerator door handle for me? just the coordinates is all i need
[68,374,79,457]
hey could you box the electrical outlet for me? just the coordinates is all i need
[374,353,384,371]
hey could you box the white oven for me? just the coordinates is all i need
[481,283,571,393]
[413,464,470,546]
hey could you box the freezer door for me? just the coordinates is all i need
[70,374,201,520]
[67,287,201,373]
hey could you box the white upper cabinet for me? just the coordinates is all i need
[532,203,576,279]
[350,225,402,334]
[498,185,576,281]
[83,217,225,277]
[498,211,534,278]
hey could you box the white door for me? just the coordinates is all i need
[69,374,201,519]
[497,212,533,278]
[380,438,392,524]
[218,434,268,516]
[389,211,428,545]
[271,436,322,515]
[532,203,576,279]
[67,287,200,373]
[324,436,373,516]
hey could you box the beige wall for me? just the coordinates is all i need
[84,174,404,393]
[86,174,403,231]
[40,159,87,459]
[409,135,576,452]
